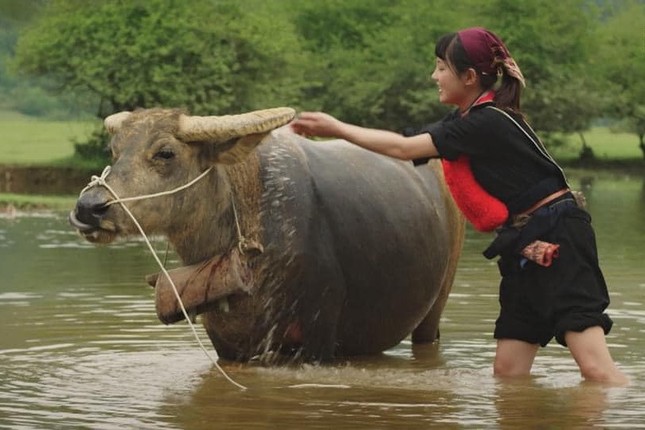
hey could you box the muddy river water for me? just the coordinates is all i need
[1,170,643,429]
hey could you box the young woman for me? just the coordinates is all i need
[290,27,629,385]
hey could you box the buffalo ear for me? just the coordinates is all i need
[210,132,269,165]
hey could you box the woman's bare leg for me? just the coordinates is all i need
[565,326,629,386]
[494,339,539,377]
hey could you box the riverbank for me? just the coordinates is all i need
[0,159,642,212]
[0,193,77,212]
[0,164,95,212]
[560,158,645,175]
[0,164,97,195]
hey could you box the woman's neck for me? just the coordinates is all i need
[459,90,494,116]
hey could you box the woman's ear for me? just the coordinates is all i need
[463,68,479,86]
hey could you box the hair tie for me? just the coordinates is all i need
[503,58,526,87]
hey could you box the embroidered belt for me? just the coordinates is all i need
[483,193,579,272]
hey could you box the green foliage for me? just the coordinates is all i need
[593,0,645,157]
[290,0,480,130]
[11,0,307,161]
[288,0,609,140]
[13,0,306,116]
[9,84,59,117]
[0,1,99,118]
[72,127,111,164]
[5,0,644,165]
[478,0,602,138]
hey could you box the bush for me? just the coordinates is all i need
[12,85,61,117]
[73,127,110,164]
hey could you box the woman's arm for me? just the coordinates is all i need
[290,112,439,160]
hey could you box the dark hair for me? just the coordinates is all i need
[434,33,522,112]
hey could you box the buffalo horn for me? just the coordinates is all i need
[177,107,296,142]
[104,111,133,134]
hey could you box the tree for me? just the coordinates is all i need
[594,0,645,158]
[289,0,607,144]
[478,0,603,151]
[12,0,306,117]
[290,0,481,131]
[9,0,628,160]
[11,0,307,161]
[0,0,78,117]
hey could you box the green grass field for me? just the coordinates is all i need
[550,127,643,161]
[0,192,76,211]
[0,110,98,166]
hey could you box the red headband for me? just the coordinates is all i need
[457,27,525,87]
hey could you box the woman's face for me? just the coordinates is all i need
[431,58,471,109]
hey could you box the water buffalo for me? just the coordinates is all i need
[69,107,464,363]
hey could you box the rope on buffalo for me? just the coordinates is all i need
[81,166,248,390]
[80,165,214,205]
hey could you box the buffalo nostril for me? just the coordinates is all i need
[93,204,109,216]
[74,196,111,227]
[84,202,109,221]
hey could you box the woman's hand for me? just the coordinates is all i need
[290,112,345,139]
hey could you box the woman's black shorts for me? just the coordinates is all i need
[493,207,613,347]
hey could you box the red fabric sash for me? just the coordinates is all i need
[442,156,508,231]
[441,91,508,232]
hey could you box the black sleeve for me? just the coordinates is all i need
[429,108,499,161]
[402,113,454,166]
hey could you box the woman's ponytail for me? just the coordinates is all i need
[494,67,522,112]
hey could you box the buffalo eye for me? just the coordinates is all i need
[154,149,175,160]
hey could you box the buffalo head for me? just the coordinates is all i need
[69,107,295,262]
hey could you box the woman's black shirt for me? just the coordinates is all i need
[418,102,568,214]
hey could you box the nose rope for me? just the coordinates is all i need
[80,165,214,205]
[81,165,247,391]
[82,165,249,253]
